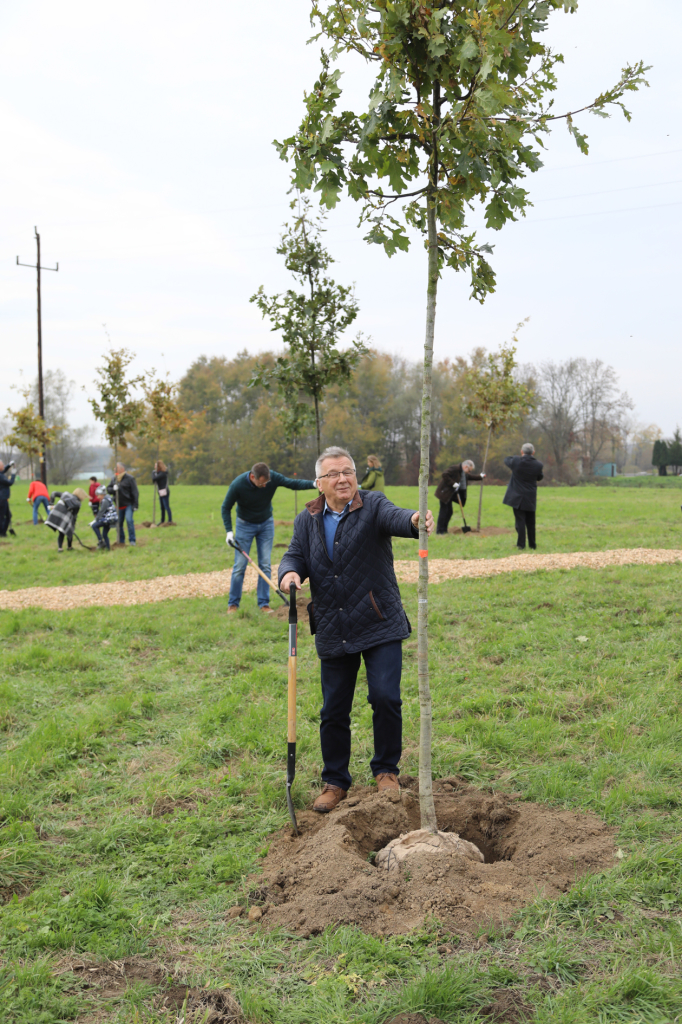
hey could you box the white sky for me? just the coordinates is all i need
[1,1,680,438]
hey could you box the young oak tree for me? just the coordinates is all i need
[139,373,188,523]
[4,386,60,483]
[89,349,145,513]
[278,0,648,829]
[463,330,534,530]
[250,197,368,456]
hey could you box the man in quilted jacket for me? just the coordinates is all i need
[279,446,434,813]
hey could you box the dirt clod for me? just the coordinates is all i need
[260,783,615,936]
[480,988,533,1022]
[64,958,244,1021]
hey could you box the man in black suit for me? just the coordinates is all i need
[503,443,544,550]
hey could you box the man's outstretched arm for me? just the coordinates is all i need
[270,471,317,491]
[374,493,434,538]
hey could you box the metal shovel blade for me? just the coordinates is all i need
[461,524,472,533]
[286,744,298,835]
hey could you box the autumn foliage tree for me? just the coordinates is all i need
[4,387,59,482]
[463,331,534,529]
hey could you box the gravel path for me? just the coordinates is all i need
[1,548,680,612]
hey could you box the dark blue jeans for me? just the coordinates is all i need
[159,493,172,522]
[33,495,49,524]
[117,505,136,545]
[92,524,112,550]
[319,640,403,790]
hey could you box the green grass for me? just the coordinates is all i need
[1,561,681,1022]
[3,481,682,592]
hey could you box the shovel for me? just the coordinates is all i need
[227,537,288,605]
[286,582,299,834]
[456,492,472,533]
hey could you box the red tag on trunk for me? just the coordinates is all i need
[419,550,428,557]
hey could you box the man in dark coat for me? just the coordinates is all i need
[503,443,544,550]
[279,445,434,812]
[435,459,485,534]
[0,460,17,537]
[107,463,139,546]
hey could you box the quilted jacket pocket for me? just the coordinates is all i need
[369,590,385,621]
[307,602,317,635]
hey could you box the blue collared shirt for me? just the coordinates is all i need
[322,498,353,559]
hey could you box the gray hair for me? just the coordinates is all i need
[462,459,475,470]
[315,446,355,478]
[521,443,535,455]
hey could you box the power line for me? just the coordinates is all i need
[534,178,682,203]
[523,199,682,226]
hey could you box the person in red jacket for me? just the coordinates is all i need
[88,476,100,513]
[27,478,50,525]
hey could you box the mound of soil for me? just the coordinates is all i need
[273,594,311,624]
[256,780,615,937]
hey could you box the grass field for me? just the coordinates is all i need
[2,480,682,592]
[1,526,681,1022]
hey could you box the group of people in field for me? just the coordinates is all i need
[0,460,172,552]
[221,444,543,811]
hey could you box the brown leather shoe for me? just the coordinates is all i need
[313,784,348,813]
[227,605,238,614]
[376,772,400,792]
[260,606,274,614]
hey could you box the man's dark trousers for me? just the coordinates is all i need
[436,490,467,534]
[0,498,10,537]
[320,640,402,790]
[514,508,536,549]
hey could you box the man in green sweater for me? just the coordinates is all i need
[222,462,317,613]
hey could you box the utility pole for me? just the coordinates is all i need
[17,227,59,486]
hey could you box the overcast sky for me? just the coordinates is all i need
[1,1,680,439]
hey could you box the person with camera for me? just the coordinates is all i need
[107,463,139,546]
[0,460,17,537]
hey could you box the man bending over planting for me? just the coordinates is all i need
[222,462,316,614]
[279,446,434,812]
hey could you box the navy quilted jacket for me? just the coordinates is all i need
[278,490,417,658]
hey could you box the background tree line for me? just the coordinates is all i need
[128,347,659,486]
[2,347,668,487]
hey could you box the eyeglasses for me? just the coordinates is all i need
[317,468,356,480]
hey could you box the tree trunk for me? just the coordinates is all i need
[152,446,158,525]
[114,441,120,540]
[314,391,321,456]
[417,82,440,834]
[476,424,493,531]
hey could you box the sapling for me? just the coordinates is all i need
[278,0,648,829]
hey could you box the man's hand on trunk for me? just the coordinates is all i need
[411,509,434,535]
